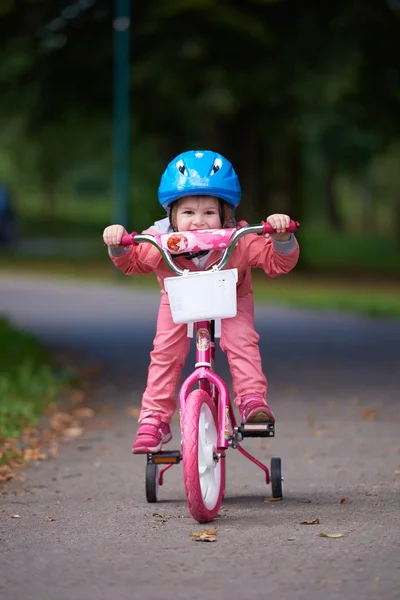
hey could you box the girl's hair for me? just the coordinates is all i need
[169,198,235,231]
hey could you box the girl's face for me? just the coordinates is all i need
[175,196,222,231]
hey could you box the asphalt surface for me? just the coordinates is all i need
[0,274,399,600]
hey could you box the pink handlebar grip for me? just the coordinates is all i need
[120,233,138,246]
[261,219,300,235]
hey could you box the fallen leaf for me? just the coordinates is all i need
[0,465,15,482]
[49,412,74,432]
[70,388,87,406]
[314,428,330,437]
[264,497,283,502]
[72,407,95,419]
[41,430,57,443]
[44,516,56,522]
[48,443,59,459]
[153,512,174,520]
[126,407,141,417]
[63,425,84,439]
[287,537,296,541]
[301,518,320,525]
[190,528,217,542]
[11,514,20,518]
[23,448,48,462]
[363,408,376,421]
[319,532,344,538]
[340,498,351,504]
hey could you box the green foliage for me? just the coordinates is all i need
[0,318,62,441]
[0,0,399,240]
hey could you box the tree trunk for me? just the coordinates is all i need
[394,195,400,248]
[224,109,269,223]
[40,165,58,220]
[323,162,343,230]
[360,178,374,234]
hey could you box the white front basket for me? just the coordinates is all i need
[164,268,238,324]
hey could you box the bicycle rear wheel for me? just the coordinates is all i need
[181,389,225,523]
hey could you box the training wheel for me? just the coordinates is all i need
[270,457,284,498]
[145,462,158,503]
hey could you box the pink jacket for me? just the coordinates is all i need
[110,220,299,297]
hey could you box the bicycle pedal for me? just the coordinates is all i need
[147,450,182,465]
[237,422,275,438]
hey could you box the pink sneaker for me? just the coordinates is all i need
[239,395,275,424]
[132,415,172,454]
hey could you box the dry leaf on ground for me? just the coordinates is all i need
[126,407,141,417]
[11,514,20,518]
[340,498,351,504]
[49,412,74,432]
[72,407,95,419]
[264,497,283,502]
[190,528,217,542]
[70,388,87,406]
[363,408,376,421]
[301,518,321,525]
[314,428,330,437]
[23,448,48,462]
[44,516,56,522]
[0,465,15,482]
[62,425,84,439]
[319,532,344,538]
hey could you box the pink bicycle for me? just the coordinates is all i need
[121,219,299,523]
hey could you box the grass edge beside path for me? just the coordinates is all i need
[0,318,98,481]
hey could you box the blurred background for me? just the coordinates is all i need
[0,0,399,315]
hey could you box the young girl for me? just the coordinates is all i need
[103,150,299,454]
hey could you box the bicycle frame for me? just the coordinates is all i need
[122,221,299,491]
[177,318,272,483]
[179,320,230,451]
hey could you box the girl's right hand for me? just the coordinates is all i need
[103,224,127,247]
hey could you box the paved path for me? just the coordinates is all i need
[0,274,399,600]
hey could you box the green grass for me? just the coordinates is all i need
[299,228,400,273]
[0,318,63,442]
[252,273,400,319]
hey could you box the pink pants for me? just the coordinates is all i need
[139,294,267,423]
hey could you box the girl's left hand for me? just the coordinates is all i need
[265,214,291,241]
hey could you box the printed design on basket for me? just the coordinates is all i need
[157,228,236,255]
[196,328,210,351]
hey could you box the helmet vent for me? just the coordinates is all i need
[176,159,187,175]
[211,157,222,174]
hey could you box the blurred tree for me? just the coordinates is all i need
[0,0,399,232]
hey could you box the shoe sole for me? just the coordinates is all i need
[246,411,275,423]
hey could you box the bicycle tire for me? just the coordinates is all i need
[181,389,225,523]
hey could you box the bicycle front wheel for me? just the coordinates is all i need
[181,389,225,523]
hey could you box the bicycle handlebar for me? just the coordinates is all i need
[119,219,300,276]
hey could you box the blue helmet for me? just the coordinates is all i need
[158,150,242,210]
